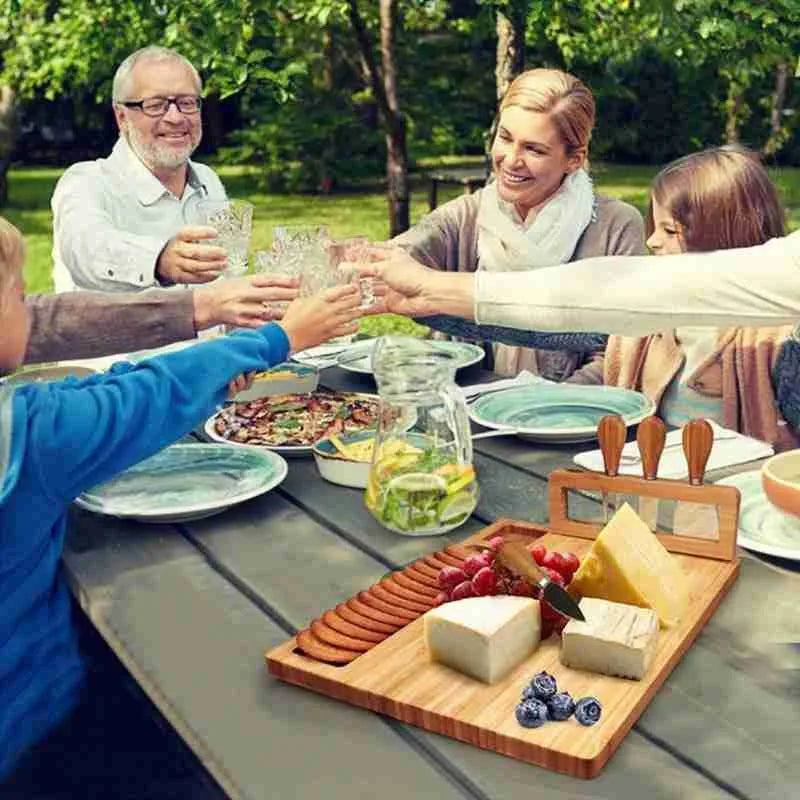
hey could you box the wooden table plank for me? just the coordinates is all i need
[62,511,472,800]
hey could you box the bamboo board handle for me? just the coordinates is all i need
[682,419,713,486]
[597,414,626,477]
[636,416,667,480]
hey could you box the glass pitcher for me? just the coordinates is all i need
[365,336,479,536]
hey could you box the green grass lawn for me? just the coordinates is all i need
[5,160,800,295]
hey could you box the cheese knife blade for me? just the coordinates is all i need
[636,416,666,532]
[496,541,585,621]
[597,415,626,522]
[673,419,720,539]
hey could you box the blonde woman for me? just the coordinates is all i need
[566,146,795,447]
[394,68,645,380]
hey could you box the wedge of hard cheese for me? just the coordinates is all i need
[424,596,540,684]
[569,503,689,628]
[560,598,658,680]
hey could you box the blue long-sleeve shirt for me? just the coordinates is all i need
[0,323,290,777]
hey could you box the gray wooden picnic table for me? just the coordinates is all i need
[62,364,800,800]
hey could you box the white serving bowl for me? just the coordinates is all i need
[761,449,800,521]
[312,431,374,489]
[233,363,319,402]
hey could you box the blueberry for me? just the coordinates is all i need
[574,696,603,726]
[547,691,575,721]
[530,671,558,701]
[521,685,537,702]
[515,698,549,729]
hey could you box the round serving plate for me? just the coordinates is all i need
[5,364,97,385]
[715,470,800,562]
[75,443,288,523]
[204,391,380,456]
[337,340,485,375]
[468,383,655,443]
[232,363,319,402]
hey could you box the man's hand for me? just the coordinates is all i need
[156,225,228,285]
[278,284,363,353]
[192,274,301,331]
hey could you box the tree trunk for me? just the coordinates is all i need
[763,62,790,157]
[380,0,409,235]
[723,79,744,144]
[0,86,19,207]
[348,0,409,236]
[495,4,525,103]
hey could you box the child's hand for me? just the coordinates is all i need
[228,372,254,398]
[278,285,362,353]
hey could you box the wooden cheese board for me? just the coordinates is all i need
[267,458,741,779]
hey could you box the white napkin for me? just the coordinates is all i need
[573,421,774,479]
[460,370,547,400]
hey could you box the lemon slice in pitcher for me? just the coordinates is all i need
[437,490,476,522]
[387,473,447,494]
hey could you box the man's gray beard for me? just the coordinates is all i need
[125,126,199,171]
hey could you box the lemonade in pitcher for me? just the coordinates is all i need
[365,337,478,535]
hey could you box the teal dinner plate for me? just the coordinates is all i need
[75,443,288,523]
[337,340,485,375]
[715,471,800,562]
[468,383,655,443]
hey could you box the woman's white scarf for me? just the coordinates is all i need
[476,168,595,272]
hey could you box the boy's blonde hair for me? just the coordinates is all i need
[0,217,24,307]
[499,68,595,162]
[647,145,786,251]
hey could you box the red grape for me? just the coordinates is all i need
[471,566,498,596]
[561,552,580,574]
[451,580,476,601]
[544,568,565,586]
[438,566,468,590]
[540,619,555,640]
[509,577,534,597]
[433,590,450,606]
[554,616,570,634]
[463,552,492,577]
[541,601,561,622]
[530,544,547,565]
[487,536,505,552]
[542,551,565,574]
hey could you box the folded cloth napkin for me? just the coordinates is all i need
[573,420,774,479]
[460,370,547,400]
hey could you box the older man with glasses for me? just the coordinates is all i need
[51,45,235,292]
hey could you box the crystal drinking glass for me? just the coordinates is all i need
[197,199,254,277]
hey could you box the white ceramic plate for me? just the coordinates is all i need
[337,340,485,375]
[204,391,380,456]
[715,470,800,561]
[75,443,288,523]
[5,364,97,385]
[469,383,656,443]
[233,363,319,402]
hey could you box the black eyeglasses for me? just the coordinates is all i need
[121,95,202,117]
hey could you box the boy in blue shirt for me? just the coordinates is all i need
[0,216,364,777]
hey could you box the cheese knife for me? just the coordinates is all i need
[496,541,585,621]
[636,416,666,532]
[672,418,719,539]
[597,414,626,523]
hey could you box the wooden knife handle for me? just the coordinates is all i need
[682,418,713,485]
[597,414,626,477]
[636,416,667,480]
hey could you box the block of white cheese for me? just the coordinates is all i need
[569,502,689,628]
[424,596,540,684]
[560,597,659,680]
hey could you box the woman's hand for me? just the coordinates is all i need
[193,274,301,331]
[348,246,476,319]
[277,284,363,353]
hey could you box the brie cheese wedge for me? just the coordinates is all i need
[424,596,540,684]
[560,597,659,680]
